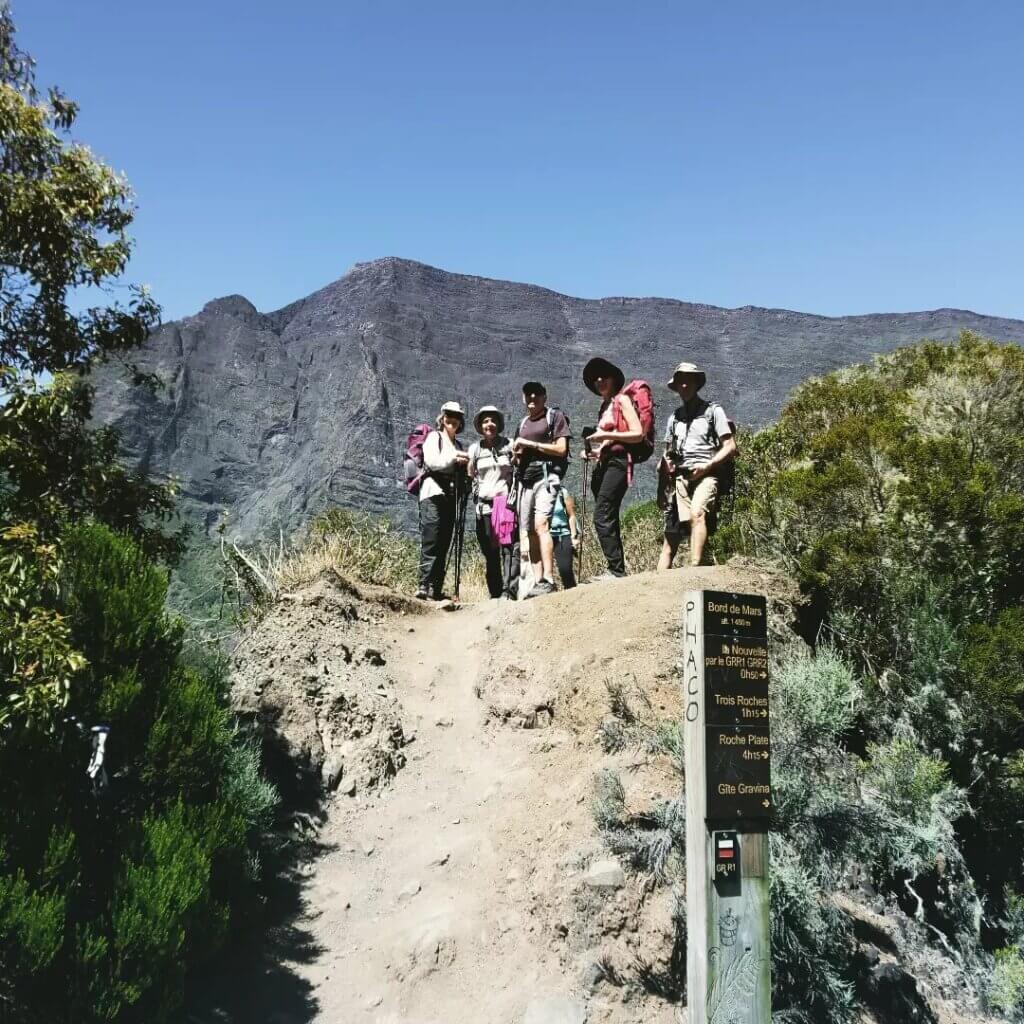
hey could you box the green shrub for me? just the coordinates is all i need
[0,523,277,1022]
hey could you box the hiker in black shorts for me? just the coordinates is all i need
[416,401,469,600]
[510,381,571,599]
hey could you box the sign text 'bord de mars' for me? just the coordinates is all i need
[702,591,767,639]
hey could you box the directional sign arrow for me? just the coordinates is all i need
[762,799,771,808]
[759,671,767,679]
[759,710,767,717]
[760,751,769,759]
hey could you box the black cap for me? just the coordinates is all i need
[522,381,546,395]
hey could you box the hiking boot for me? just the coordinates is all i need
[415,588,429,600]
[588,570,624,583]
[523,579,556,600]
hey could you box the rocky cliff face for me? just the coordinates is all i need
[90,257,1024,538]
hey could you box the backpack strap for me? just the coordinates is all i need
[704,401,720,449]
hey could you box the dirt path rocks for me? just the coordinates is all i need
[227,563,792,1024]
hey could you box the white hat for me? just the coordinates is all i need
[473,405,505,434]
[666,362,706,391]
[439,401,466,433]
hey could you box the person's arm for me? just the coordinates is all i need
[423,431,460,472]
[528,435,568,459]
[467,444,479,479]
[512,413,570,460]
[564,494,580,547]
[589,395,643,445]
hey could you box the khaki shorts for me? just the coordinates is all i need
[675,473,718,521]
[518,477,558,534]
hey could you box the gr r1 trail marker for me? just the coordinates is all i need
[683,590,771,1024]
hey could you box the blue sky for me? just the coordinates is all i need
[17,0,1024,321]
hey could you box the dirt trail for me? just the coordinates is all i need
[270,563,794,1024]
[296,598,567,1023]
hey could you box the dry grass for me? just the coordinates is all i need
[240,508,491,605]
[228,497,679,615]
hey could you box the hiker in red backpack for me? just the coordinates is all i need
[467,406,516,600]
[416,401,469,600]
[658,362,736,569]
[580,357,654,580]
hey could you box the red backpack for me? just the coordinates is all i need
[404,423,434,495]
[614,380,656,463]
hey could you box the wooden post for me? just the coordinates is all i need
[684,590,772,1024]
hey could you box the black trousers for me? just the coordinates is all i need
[475,515,502,598]
[418,494,456,596]
[475,514,519,599]
[553,534,577,589]
[591,453,629,577]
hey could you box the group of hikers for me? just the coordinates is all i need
[404,357,736,602]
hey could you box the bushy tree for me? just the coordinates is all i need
[1,523,276,1022]
[715,332,1024,981]
[0,8,275,1020]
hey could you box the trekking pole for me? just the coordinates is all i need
[454,475,467,602]
[579,457,589,579]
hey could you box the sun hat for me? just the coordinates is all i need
[439,400,466,432]
[473,405,505,434]
[666,362,707,391]
[583,356,625,396]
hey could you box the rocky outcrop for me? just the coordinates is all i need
[90,257,1024,538]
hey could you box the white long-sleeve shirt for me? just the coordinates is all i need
[420,429,465,502]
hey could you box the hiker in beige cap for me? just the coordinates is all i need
[657,363,736,568]
[416,401,470,599]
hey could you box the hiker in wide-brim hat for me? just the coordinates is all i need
[580,356,645,581]
[467,405,516,599]
[416,401,470,600]
[583,356,625,396]
[473,405,505,435]
[658,361,735,570]
[666,361,707,392]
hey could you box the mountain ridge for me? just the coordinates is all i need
[90,257,1024,539]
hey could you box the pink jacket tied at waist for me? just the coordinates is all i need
[490,493,516,546]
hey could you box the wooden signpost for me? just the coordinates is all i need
[683,590,772,1023]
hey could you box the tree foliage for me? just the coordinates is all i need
[0,9,275,1020]
[715,331,1024,1011]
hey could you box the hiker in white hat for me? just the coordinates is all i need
[416,401,469,600]
[658,363,736,569]
[467,406,517,599]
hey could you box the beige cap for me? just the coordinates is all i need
[666,362,706,391]
[439,401,466,432]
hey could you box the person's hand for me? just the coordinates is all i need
[688,463,708,481]
[511,438,530,455]
[454,451,470,463]
[571,535,580,550]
